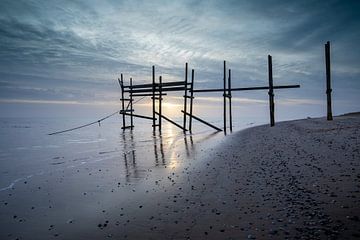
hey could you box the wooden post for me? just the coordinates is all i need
[268,55,275,127]
[159,76,162,130]
[189,69,194,132]
[130,77,133,129]
[120,73,126,130]
[152,65,156,130]
[228,69,232,132]
[223,61,227,133]
[325,41,333,121]
[183,62,188,131]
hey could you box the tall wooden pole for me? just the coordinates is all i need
[152,66,156,130]
[268,55,275,127]
[325,41,333,121]
[159,76,162,131]
[130,77,133,129]
[228,69,232,132]
[223,61,227,133]
[189,69,194,132]
[120,73,126,130]
[183,63,188,131]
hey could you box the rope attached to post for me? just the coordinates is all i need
[48,97,146,135]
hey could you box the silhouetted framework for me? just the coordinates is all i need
[119,40,355,131]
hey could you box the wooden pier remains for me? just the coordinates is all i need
[118,42,333,132]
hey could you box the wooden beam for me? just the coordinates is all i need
[189,69,195,132]
[159,76,162,130]
[325,41,333,121]
[130,93,167,97]
[191,85,300,93]
[223,61,227,134]
[120,73,126,130]
[152,66,156,130]
[130,77,133,129]
[125,86,186,93]
[228,69,232,132]
[182,111,222,132]
[183,62,188,131]
[119,112,156,120]
[268,55,275,127]
[155,112,186,131]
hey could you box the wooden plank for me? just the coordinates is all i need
[325,41,333,121]
[191,85,300,93]
[228,68,233,132]
[120,73,126,130]
[155,112,186,131]
[119,112,156,120]
[268,55,275,127]
[182,111,222,132]
[124,81,189,89]
[125,86,187,93]
[223,61,227,133]
[130,77,133,128]
[183,63,188,131]
[189,69,195,132]
[152,65,156,130]
[130,93,167,97]
[159,76,162,130]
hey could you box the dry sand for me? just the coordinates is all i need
[1,113,360,239]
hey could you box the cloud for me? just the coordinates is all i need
[0,0,359,117]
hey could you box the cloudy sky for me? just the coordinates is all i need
[0,0,359,118]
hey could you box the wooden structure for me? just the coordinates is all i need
[325,41,333,121]
[118,57,300,133]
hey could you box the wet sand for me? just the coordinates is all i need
[1,114,360,239]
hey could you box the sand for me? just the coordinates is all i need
[1,114,360,239]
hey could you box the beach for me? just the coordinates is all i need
[1,113,360,239]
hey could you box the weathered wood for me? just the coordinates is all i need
[152,66,156,130]
[189,69,195,132]
[120,73,126,130]
[130,77,133,129]
[191,85,300,93]
[228,69,233,132]
[155,112,186,131]
[125,86,186,93]
[130,93,167,97]
[123,81,189,89]
[159,76,162,130]
[182,111,222,131]
[119,112,156,120]
[223,61,227,133]
[183,63,188,131]
[325,41,333,121]
[268,55,275,127]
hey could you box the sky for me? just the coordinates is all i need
[0,0,359,119]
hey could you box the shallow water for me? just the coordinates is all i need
[0,116,239,239]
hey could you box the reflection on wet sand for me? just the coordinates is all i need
[153,131,165,166]
[121,130,142,181]
[119,127,221,181]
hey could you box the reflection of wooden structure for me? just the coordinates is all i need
[118,55,301,133]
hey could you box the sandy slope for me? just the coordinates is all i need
[124,113,360,239]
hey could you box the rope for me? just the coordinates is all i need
[48,110,120,135]
[48,96,146,136]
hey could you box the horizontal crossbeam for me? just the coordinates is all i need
[123,81,191,89]
[125,86,187,93]
[130,93,167,97]
[119,112,156,120]
[192,84,300,93]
